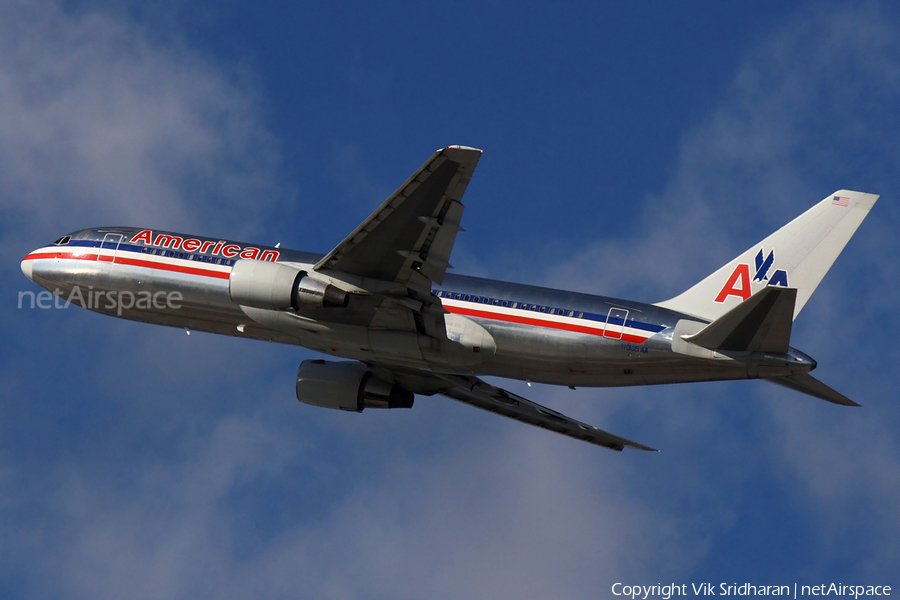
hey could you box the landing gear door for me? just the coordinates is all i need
[604,308,629,340]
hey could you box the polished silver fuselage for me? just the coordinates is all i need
[23,226,815,388]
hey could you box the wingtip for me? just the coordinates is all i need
[628,442,659,452]
[444,145,483,153]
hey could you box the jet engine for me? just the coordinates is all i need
[295,359,414,412]
[229,259,348,310]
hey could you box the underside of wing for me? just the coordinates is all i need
[315,146,482,293]
[422,374,657,452]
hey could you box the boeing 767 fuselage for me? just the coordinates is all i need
[21,146,878,451]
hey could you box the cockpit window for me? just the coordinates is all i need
[53,236,71,245]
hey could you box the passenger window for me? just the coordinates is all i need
[483,298,489,304]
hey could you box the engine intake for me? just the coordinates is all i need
[229,259,348,310]
[295,359,414,412]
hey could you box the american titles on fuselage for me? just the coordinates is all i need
[130,229,280,262]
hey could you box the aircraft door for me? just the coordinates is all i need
[98,233,123,263]
[603,308,629,339]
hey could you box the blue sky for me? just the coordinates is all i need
[2,1,899,597]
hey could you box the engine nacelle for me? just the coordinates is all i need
[229,259,348,310]
[295,359,414,412]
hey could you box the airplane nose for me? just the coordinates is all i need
[21,256,34,281]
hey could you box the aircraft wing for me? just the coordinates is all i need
[315,146,482,293]
[436,375,657,452]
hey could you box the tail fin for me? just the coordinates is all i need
[656,190,879,321]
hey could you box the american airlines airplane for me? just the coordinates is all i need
[20,146,878,451]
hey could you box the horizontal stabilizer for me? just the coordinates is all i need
[765,373,859,406]
[685,287,796,353]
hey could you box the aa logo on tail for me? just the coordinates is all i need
[715,249,789,303]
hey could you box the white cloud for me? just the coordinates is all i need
[545,5,900,305]
[24,412,684,600]
[540,0,900,581]
[2,2,899,598]
[0,0,285,259]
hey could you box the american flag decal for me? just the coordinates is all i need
[833,196,850,207]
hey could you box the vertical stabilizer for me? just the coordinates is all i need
[656,190,878,321]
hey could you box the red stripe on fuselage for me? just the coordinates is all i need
[444,304,649,344]
[22,251,231,279]
[24,251,99,261]
[113,255,230,279]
